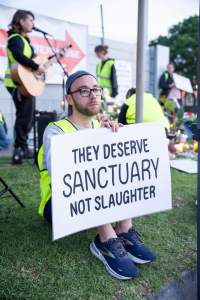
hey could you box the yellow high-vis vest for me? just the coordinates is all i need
[0,112,4,124]
[124,92,170,130]
[96,60,114,96]
[38,118,100,216]
[4,33,33,88]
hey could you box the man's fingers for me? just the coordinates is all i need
[101,120,122,132]
[101,120,111,128]
[111,122,120,132]
[97,113,110,122]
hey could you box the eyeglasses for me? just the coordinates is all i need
[69,87,102,97]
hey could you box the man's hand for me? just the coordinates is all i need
[169,82,175,88]
[101,120,123,132]
[96,113,110,122]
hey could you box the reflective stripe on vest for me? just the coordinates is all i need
[0,113,4,124]
[96,60,114,95]
[164,72,169,81]
[124,93,170,130]
[159,72,170,96]
[4,33,33,88]
[38,118,100,216]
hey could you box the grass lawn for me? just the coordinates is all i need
[0,157,197,300]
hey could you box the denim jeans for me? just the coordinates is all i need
[0,123,9,150]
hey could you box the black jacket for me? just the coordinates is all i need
[118,103,128,125]
[7,31,39,71]
[159,71,174,97]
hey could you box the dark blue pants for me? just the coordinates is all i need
[0,123,9,150]
[44,199,52,224]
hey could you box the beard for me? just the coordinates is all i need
[72,97,100,117]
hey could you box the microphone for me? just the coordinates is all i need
[32,27,52,36]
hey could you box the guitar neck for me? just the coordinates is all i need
[43,44,71,69]
[44,55,59,69]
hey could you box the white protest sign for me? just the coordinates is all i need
[170,159,197,174]
[173,73,193,93]
[115,60,133,103]
[51,122,172,240]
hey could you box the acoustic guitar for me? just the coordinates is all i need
[10,44,71,97]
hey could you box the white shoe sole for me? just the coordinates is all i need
[127,252,152,264]
[90,242,136,280]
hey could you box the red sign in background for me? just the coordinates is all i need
[0,29,85,73]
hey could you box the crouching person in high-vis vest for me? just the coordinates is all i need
[118,88,170,132]
[38,71,156,280]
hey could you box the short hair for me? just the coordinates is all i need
[126,88,136,99]
[8,10,35,33]
[168,62,175,68]
[94,45,109,55]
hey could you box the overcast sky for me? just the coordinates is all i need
[0,0,198,42]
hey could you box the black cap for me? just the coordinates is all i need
[66,70,96,95]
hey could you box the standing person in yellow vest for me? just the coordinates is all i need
[159,62,175,99]
[118,88,170,132]
[4,10,45,164]
[38,70,156,280]
[94,45,118,98]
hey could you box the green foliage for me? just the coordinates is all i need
[150,16,198,84]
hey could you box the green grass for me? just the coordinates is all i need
[0,157,197,300]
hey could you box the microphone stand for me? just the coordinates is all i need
[33,32,69,164]
[62,72,66,111]
[43,33,69,114]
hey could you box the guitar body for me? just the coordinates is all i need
[11,54,53,97]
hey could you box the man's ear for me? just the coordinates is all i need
[66,94,73,106]
[19,19,24,27]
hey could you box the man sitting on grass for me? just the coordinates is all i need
[38,70,156,280]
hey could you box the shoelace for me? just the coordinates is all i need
[126,227,144,245]
[106,238,128,258]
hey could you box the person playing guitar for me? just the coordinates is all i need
[4,9,45,164]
